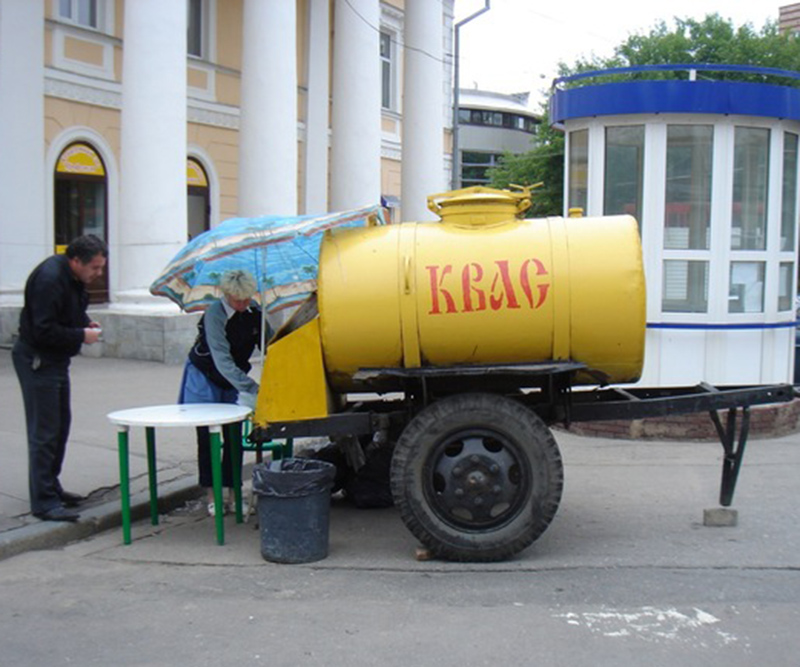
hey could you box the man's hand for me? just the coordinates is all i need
[83,327,102,344]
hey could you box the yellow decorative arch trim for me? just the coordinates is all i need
[57,143,105,176]
[187,158,209,187]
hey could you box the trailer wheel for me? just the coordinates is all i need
[391,393,563,562]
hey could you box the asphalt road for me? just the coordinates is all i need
[1,431,799,666]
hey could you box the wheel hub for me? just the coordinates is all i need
[428,432,529,529]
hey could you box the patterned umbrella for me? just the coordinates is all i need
[149,205,385,315]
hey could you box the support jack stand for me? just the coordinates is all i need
[703,406,749,527]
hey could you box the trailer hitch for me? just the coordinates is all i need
[708,406,750,507]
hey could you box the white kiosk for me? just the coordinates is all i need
[551,64,800,386]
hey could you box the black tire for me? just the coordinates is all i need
[390,393,563,562]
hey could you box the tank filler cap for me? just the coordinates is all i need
[427,184,538,226]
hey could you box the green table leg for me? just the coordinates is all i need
[231,421,243,524]
[145,426,159,526]
[117,427,131,545]
[209,426,225,545]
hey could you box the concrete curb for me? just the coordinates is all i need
[0,475,203,562]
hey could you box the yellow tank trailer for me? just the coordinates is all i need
[254,187,645,561]
[251,186,644,562]
[250,186,792,562]
[256,186,645,422]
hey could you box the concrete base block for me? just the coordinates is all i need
[0,306,21,346]
[703,507,738,527]
[1,304,200,364]
[91,308,200,364]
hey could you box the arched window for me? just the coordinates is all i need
[187,157,210,240]
[54,142,108,303]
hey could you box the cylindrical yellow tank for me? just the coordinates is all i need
[318,187,646,391]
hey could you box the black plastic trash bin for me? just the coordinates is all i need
[252,458,337,564]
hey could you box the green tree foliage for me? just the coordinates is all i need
[566,14,800,81]
[615,15,800,72]
[487,109,563,218]
[490,13,800,214]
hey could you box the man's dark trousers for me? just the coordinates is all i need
[12,340,72,515]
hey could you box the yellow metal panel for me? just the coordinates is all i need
[398,223,421,368]
[547,217,571,361]
[413,218,555,365]
[253,318,331,426]
[318,225,403,387]
[567,215,646,383]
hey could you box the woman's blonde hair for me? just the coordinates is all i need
[220,269,257,300]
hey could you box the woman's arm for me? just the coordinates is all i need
[205,300,259,395]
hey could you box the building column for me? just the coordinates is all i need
[303,0,330,214]
[239,0,298,217]
[401,0,444,221]
[330,0,381,211]
[117,0,187,300]
[0,0,45,303]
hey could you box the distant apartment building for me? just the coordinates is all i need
[455,89,540,188]
[779,3,800,32]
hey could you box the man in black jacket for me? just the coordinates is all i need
[12,235,107,522]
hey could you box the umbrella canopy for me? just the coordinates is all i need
[150,205,385,315]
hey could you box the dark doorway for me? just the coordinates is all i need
[54,142,109,303]
[187,157,210,240]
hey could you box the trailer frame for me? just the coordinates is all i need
[252,361,796,560]
[255,362,795,508]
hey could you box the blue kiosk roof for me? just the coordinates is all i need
[550,64,800,125]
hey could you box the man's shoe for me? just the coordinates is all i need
[58,490,84,507]
[34,506,80,522]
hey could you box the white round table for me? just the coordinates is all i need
[108,403,252,546]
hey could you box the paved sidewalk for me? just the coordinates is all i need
[0,347,206,560]
[3,346,800,571]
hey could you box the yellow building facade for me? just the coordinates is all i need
[0,0,455,360]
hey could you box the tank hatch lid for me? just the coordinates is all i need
[427,184,538,225]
